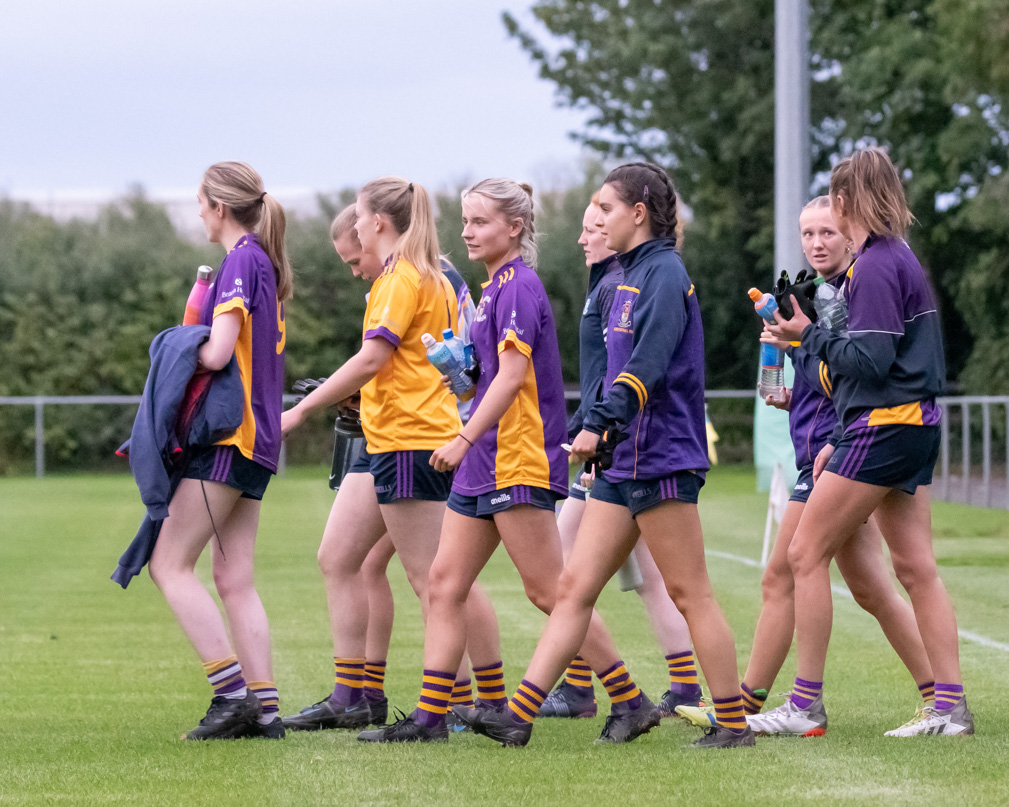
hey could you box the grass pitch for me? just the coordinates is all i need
[2,466,1008,806]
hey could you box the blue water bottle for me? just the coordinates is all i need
[422,332,475,401]
[748,287,785,399]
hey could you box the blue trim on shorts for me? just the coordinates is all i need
[590,471,704,517]
[447,485,562,521]
[182,444,272,500]
[826,424,939,494]
[369,449,453,504]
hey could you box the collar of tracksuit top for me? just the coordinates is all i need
[111,325,243,589]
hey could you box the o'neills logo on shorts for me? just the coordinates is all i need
[632,487,653,498]
[490,493,511,506]
[376,484,395,493]
[794,483,809,492]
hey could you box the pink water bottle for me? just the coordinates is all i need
[183,265,214,325]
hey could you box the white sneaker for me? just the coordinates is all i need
[883,704,931,737]
[884,698,974,737]
[746,695,827,737]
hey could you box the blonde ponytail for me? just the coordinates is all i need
[358,176,441,282]
[200,161,294,301]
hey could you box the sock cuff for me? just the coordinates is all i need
[598,661,627,683]
[202,655,239,675]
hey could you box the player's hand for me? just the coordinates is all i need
[281,406,306,439]
[430,435,470,472]
[812,443,835,483]
[764,387,792,411]
[580,466,596,490]
[765,295,812,343]
[759,324,791,352]
[569,429,601,463]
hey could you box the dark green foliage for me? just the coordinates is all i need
[504,0,1009,392]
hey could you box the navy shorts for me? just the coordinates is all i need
[182,444,272,500]
[368,449,453,504]
[348,442,373,475]
[447,485,562,521]
[790,464,815,503]
[826,424,939,494]
[590,471,704,517]
[567,480,590,501]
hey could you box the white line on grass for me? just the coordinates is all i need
[705,549,1009,654]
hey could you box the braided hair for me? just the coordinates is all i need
[603,162,679,246]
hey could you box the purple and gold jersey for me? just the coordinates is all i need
[201,234,285,472]
[360,259,462,453]
[452,257,569,497]
[786,272,844,468]
[802,234,944,433]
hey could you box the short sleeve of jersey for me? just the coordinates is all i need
[848,255,904,337]
[494,274,541,359]
[212,246,258,323]
[364,265,420,348]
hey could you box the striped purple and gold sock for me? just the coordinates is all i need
[599,661,642,713]
[933,682,964,711]
[666,650,703,699]
[412,668,455,728]
[712,694,747,733]
[249,680,279,725]
[564,656,593,692]
[741,682,768,715]
[203,655,247,700]
[473,661,507,708]
[508,680,548,724]
[451,677,475,709]
[364,660,387,702]
[918,680,935,704]
[790,677,822,710]
[331,657,366,707]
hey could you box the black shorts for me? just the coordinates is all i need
[447,485,562,521]
[790,464,815,503]
[368,450,453,504]
[826,424,939,494]
[182,444,272,500]
[590,471,704,517]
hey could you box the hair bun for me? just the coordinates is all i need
[518,182,534,200]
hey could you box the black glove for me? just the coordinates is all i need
[772,269,818,322]
[590,423,630,474]
[291,377,327,405]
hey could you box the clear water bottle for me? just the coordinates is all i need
[748,288,785,399]
[813,276,848,335]
[183,265,214,325]
[422,332,475,401]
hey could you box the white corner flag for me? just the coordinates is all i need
[761,463,790,567]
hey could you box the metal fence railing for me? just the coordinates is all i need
[1,390,759,478]
[935,396,1009,510]
[4,391,1008,512]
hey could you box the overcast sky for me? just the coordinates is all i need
[0,0,591,199]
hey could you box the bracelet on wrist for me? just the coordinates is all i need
[458,433,474,448]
